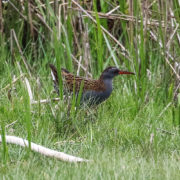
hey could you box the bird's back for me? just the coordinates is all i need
[49,64,106,93]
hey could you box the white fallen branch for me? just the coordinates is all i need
[0,135,90,162]
[31,97,61,104]
[31,96,72,104]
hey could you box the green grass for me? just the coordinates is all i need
[1,0,180,179]
[0,72,180,179]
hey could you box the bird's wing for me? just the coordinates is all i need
[49,64,106,93]
[63,76,106,92]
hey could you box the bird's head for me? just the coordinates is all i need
[100,66,135,80]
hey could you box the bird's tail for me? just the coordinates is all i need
[49,64,59,95]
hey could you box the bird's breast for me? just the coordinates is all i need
[81,87,113,105]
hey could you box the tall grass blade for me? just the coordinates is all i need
[76,80,84,107]
[53,28,63,99]
[103,33,118,68]
[93,0,103,73]
[1,121,8,164]
[62,25,73,71]
[23,89,32,150]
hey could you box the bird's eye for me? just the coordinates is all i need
[114,69,119,74]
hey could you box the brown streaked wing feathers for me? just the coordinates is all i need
[62,73,106,92]
[49,64,106,92]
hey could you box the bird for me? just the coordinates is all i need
[49,64,135,105]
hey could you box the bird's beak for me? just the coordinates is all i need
[118,71,135,75]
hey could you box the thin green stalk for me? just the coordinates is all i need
[53,28,63,100]
[23,89,32,150]
[70,78,76,119]
[62,25,73,71]
[93,0,103,73]
[178,94,180,133]
[76,80,84,107]
[103,34,118,67]
[179,105,180,134]
[70,78,83,136]
[1,121,8,165]
[66,13,73,55]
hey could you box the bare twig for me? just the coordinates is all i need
[169,8,180,46]
[145,124,175,135]
[173,81,180,99]
[106,5,120,16]
[28,0,34,38]
[9,0,27,21]
[148,0,157,9]
[71,8,166,28]
[5,120,18,129]
[83,24,91,78]
[150,30,180,80]
[157,102,172,118]
[0,135,90,162]
[31,97,61,104]
[77,56,82,76]
[12,29,32,77]
[71,55,92,78]
[34,12,53,33]
[34,0,67,9]
[166,24,179,49]
[24,77,34,104]
[150,133,154,144]
[164,56,180,80]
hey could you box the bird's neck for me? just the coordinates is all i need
[101,78,113,92]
